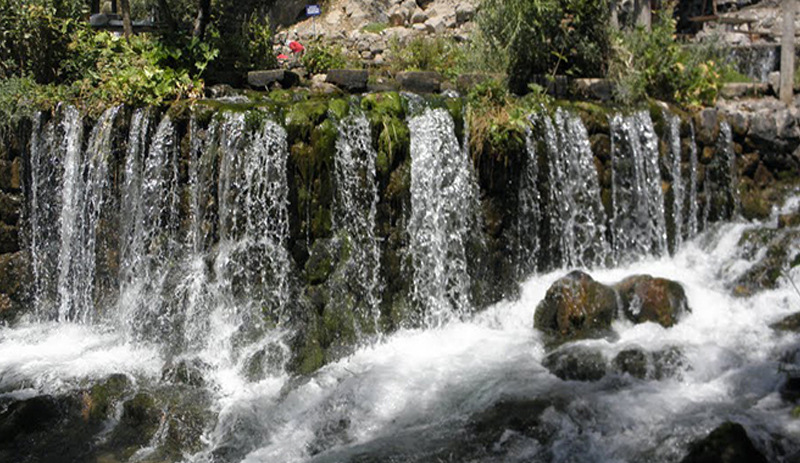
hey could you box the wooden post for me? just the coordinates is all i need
[780,0,795,104]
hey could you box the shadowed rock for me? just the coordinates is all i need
[680,421,768,463]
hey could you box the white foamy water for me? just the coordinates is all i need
[184,219,800,463]
[0,322,162,396]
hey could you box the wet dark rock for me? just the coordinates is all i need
[0,192,21,225]
[534,270,618,343]
[613,349,648,379]
[467,398,553,446]
[85,374,131,422]
[614,275,690,327]
[780,374,800,402]
[161,358,208,387]
[652,346,687,380]
[544,345,607,381]
[109,392,162,451]
[305,238,336,284]
[732,227,800,297]
[0,393,101,463]
[326,69,369,93]
[772,312,800,332]
[680,421,768,463]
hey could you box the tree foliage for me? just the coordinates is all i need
[477,0,611,94]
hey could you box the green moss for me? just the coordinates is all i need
[361,92,405,119]
[286,98,330,142]
[376,117,410,175]
[86,374,130,422]
[297,331,326,375]
[565,100,613,134]
[328,98,350,120]
[386,158,411,201]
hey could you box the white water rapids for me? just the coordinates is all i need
[2,205,799,462]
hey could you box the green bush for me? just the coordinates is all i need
[301,41,350,75]
[0,0,84,83]
[608,9,729,108]
[388,36,464,80]
[245,14,278,70]
[477,0,610,94]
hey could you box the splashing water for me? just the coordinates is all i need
[407,108,480,327]
[333,112,382,329]
[610,111,668,263]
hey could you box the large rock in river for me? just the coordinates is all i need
[533,270,618,343]
[614,274,689,327]
[680,421,768,463]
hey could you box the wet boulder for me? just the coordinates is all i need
[534,270,618,343]
[613,348,648,379]
[543,345,607,381]
[772,312,800,332]
[108,392,162,453]
[732,227,800,297]
[680,421,768,463]
[614,275,689,327]
[612,346,686,380]
[161,358,208,387]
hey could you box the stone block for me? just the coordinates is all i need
[396,71,442,93]
[326,69,369,92]
[247,70,300,89]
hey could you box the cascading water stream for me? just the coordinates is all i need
[536,109,610,269]
[665,111,684,253]
[407,107,480,327]
[610,111,668,263]
[57,105,120,323]
[333,111,382,329]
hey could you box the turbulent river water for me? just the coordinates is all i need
[3,214,800,462]
[1,101,799,462]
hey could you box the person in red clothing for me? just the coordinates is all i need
[288,40,305,56]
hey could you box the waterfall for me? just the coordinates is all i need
[333,112,381,328]
[538,109,609,269]
[56,106,120,323]
[665,111,684,252]
[685,122,699,238]
[516,122,541,277]
[407,107,479,327]
[28,112,62,319]
[215,113,292,331]
[706,121,740,223]
[118,115,182,343]
[610,111,668,263]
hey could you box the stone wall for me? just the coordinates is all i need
[0,124,31,324]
